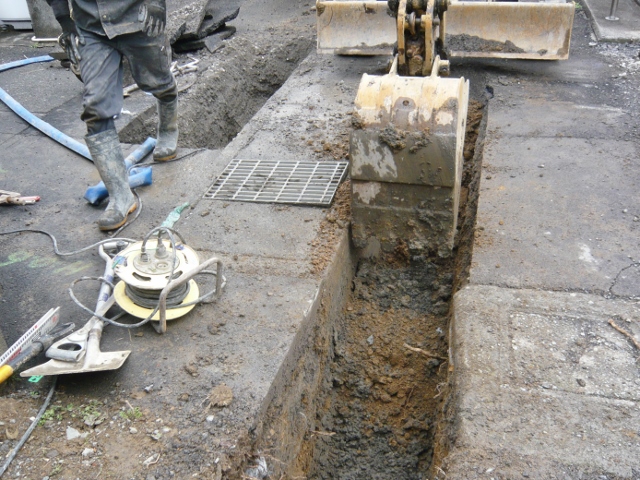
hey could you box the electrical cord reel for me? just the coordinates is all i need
[112,227,225,333]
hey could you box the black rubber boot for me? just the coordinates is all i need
[85,129,136,231]
[154,97,179,161]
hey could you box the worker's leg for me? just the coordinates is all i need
[77,30,136,231]
[119,32,179,161]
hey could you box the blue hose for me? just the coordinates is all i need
[0,54,155,200]
[0,55,92,158]
[0,55,55,73]
[0,85,92,159]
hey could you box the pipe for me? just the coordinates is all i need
[31,36,59,43]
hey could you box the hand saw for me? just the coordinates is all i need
[0,307,73,383]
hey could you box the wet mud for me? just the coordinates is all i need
[446,34,525,54]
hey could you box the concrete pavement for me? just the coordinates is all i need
[443,5,640,479]
[582,0,640,42]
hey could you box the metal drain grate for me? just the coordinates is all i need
[204,159,349,206]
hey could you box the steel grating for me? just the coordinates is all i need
[204,159,349,206]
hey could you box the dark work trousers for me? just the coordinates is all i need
[77,27,177,135]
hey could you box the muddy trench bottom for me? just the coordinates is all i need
[291,100,486,480]
[307,259,453,479]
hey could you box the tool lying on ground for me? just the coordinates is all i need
[0,307,74,383]
[316,0,574,255]
[21,243,132,377]
[0,190,40,206]
[19,226,225,377]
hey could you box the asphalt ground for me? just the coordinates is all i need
[1,0,640,478]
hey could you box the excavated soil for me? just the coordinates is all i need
[293,101,487,479]
[120,20,315,149]
[446,34,525,54]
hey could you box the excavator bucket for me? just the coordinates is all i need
[349,58,469,256]
[316,0,575,60]
[445,1,575,60]
[316,0,396,55]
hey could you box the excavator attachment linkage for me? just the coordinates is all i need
[318,0,574,256]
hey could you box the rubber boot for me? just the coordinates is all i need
[85,129,137,231]
[154,97,179,161]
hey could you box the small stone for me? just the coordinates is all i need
[144,384,154,393]
[206,415,214,422]
[538,164,545,168]
[209,384,233,407]
[541,383,552,389]
[82,448,95,458]
[130,427,138,434]
[143,453,160,467]
[66,426,81,441]
[46,449,59,459]
[577,378,586,387]
[367,335,374,345]
[184,364,199,377]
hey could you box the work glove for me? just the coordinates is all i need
[56,15,84,71]
[139,0,167,37]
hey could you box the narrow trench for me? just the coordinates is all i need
[297,98,488,479]
[119,24,315,149]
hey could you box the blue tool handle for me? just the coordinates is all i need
[84,166,152,205]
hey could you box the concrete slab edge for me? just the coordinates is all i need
[248,230,354,478]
